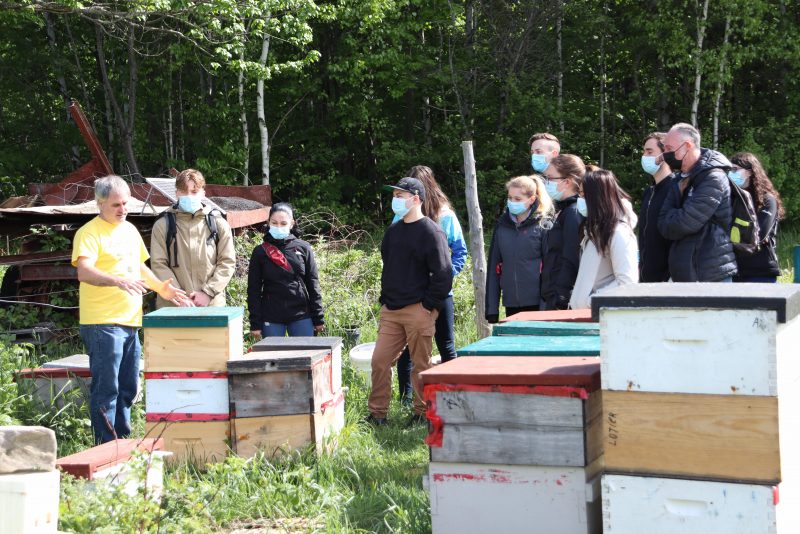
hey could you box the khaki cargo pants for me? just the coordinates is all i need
[368,303,438,417]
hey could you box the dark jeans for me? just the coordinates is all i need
[261,317,314,337]
[397,295,456,400]
[504,304,540,319]
[80,324,141,444]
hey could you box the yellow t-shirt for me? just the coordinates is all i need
[71,216,150,327]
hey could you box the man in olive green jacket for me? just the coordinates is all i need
[150,169,236,308]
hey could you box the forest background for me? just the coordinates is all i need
[2,0,799,226]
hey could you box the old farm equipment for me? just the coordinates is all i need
[0,101,271,341]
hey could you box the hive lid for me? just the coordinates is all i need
[227,348,330,374]
[493,321,599,337]
[421,356,600,390]
[56,438,164,480]
[456,335,599,357]
[502,309,594,323]
[591,283,800,323]
[250,336,343,352]
[142,306,244,328]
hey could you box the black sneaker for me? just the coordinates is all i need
[365,414,388,426]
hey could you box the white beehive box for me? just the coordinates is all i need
[427,462,600,534]
[145,372,229,420]
[0,469,60,534]
[602,474,778,533]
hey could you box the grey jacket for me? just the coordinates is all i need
[657,148,738,282]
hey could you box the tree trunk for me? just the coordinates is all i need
[257,32,271,186]
[712,16,731,150]
[167,54,174,160]
[44,12,80,164]
[599,25,606,167]
[691,0,710,128]
[178,68,185,162]
[557,0,564,133]
[238,49,250,185]
[462,141,490,339]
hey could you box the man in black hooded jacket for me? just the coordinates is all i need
[657,123,737,282]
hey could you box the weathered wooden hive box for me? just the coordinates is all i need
[456,333,600,357]
[421,356,602,534]
[492,320,600,337]
[249,336,343,394]
[142,307,244,464]
[227,345,344,459]
[592,283,800,532]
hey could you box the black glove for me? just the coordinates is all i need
[554,295,570,310]
[485,314,499,324]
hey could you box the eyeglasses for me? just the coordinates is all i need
[543,176,566,184]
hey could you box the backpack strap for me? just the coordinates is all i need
[205,208,221,245]
[165,210,179,268]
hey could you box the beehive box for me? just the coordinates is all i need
[144,421,229,465]
[428,462,600,534]
[600,390,779,483]
[227,349,335,417]
[145,372,229,421]
[421,356,602,469]
[456,335,599,357]
[501,308,594,323]
[249,336,343,394]
[142,307,244,372]
[15,367,91,410]
[0,469,60,534]
[231,390,344,458]
[602,474,778,533]
[492,320,599,337]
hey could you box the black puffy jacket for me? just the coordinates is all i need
[247,234,324,330]
[638,175,676,282]
[485,209,550,317]
[657,149,738,282]
[541,196,584,309]
[734,192,781,279]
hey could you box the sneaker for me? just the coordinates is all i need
[365,414,388,426]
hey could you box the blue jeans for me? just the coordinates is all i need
[262,317,314,337]
[397,296,456,400]
[80,324,141,444]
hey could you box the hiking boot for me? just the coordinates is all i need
[365,414,388,426]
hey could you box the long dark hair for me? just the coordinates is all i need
[582,169,631,256]
[730,152,785,219]
[408,165,450,222]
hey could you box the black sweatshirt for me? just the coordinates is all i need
[379,217,453,311]
[638,175,676,282]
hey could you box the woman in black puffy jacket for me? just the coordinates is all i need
[729,152,784,283]
[247,203,325,338]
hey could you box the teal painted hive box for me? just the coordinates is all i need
[143,306,245,372]
[492,321,600,337]
[456,334,599,357]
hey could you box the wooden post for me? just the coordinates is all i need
[462,141,491,339]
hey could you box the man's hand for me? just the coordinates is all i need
[190,291,212,307]
[250,330,263,341]
[158,278,193,307]
[314,324,325,333]
[116,278,149,296]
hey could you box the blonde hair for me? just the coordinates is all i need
[505,175,554,224]
[176,168,206,192]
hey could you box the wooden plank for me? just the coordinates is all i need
[435,390,583,427]
[232,414,313,459]
[421,356,600,388]
[584,390,603,467]
[591,282,800,323]
[501,309,594,323]
[250,336,342,352]
[56,438,164,480]
[144,421,229,465]
[429,462,601,534]
[602,474,777,534]
[142,306,244,328]
[143,316,242,372]
[601,308,777,395]
[226,349,329,374]
[602,390,780,484]
[493,320,599,337]
[456,335,599,357]
[230,371,313,417]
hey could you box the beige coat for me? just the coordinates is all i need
[150,205,236,308]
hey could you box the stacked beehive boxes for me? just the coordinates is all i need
[226,337,344,458]
[421,356,603,533]
[591,283,800,533]
[142,307,244,464]
[455,328,600,358]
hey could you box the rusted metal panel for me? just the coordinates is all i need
[225,208,269,230]
[19,263,77,281]
[0,251,72,266]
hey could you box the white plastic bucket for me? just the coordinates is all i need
[349,342,375,385]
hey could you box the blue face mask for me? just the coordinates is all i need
[576,197,588,217]
[177,195,202,213]
[531,154,549,173]
[728,170,746,188]
[268,225,291,240]
[391,196,411,218]
[641,155,660,176]
[544,180,563,202]
[507,200,529,215]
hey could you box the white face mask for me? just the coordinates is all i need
[391,196,411,217]
[576,197,588,217]
[177,195,203,213]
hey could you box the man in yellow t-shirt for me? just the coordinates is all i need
[72,175,191,444]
